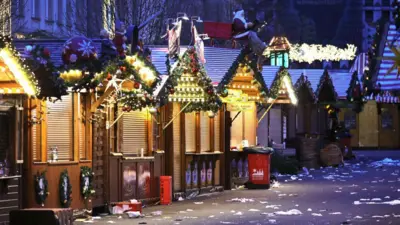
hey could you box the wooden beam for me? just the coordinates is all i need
[90,87,115,113]
[163,102,191,130]
[258,98,277,124]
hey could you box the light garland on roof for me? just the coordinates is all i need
[0,48,37,96]
[289,44,357,64]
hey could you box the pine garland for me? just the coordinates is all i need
[23,45,68,100]
[59,169,73,208]
[0,35,40,95]
[315,69,338,102]
[217,47,268,98]
[269,67,295,99]
[294,73,315,102]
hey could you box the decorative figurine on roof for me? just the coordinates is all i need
[99,29,117,63]
[232,9,268,70]
[62,36,97,65]
[113,20,127,58]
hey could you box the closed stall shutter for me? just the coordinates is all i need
[257,108,269,147]
[244,104,256,146]
[173,103,181,190]
[214,112,220,152]
[121,109,148,154]
[185,112,196,153]
[230,111,243,149]
[31,107,38,161]
[47,94,73,161]
[200,112,210,152]
[79,94,86,159]
[269,108,282,144]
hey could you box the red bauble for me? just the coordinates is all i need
[207,89,213,95]
[62,36,97,65]
[134,82,141,89]
[170,88,175,94]
[43,48,50,57]
[120,66,126,72]
[106,73,112,80]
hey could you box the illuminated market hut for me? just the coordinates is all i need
[162,47,223,197]
[23,36,101,209]
[258,67,298,152]
[217,48,269,190]
[91,52,164,205]
[0,36,40,222]
[293,73,316,136]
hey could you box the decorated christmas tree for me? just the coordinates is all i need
[346,71,363,113]
[166,47,221,113]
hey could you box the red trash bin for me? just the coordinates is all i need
[244,147,273,189]
[160,176,172,205]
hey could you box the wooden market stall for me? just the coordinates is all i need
[0,36,40,222]
[91,54,166,207]
[216,48,269,190]
[162,48,224,197]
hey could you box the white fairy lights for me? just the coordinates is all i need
[289,43,357,64]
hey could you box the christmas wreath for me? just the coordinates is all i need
[34,170,49,206]
[59,169,73,208]
[80,166,95,200]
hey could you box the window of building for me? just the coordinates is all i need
[365,10,374,23]
[66,0,73,26]
[119,109,149,155]
[57,0,64,24]
[32,0,41,19]
[382,10,390,21]
[365,0,374,6]
[45,0,54,21]
[382,0,391,6]
[46,94,74,161]
[185,112,196,153]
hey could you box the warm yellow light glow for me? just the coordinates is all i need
[60,69,83,83]
[0,49,36,96]
[283,76,297,105]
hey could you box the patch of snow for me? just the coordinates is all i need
[329,212,342,215]
[354,216,363,219]
[268,219,277,223]
[350,192,357,195]
[371,198,381,201]
[274,209,302,215]
[249,209,260,212]
[265,205,281,209]
[259,201,268,204]
[233,211,243,216]
[229,198,254,203]
[186,209,193,212]
[307,208,312,212]
[370,158,400,167]
[312,213,322,217]
[209,215,215,218]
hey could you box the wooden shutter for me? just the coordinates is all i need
[214,112,220,152]
[230,111,243,149]
[185,112,196,153]
[78,94,85,159]
[31,108,38,161]
[200,112,210,152]
[47,94,73,161]
[173,103,181,190]
[121,109,148,154]
[269,108,282,144]
[244,105,256,146]
[152,113,160,151]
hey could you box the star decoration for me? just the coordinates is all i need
[78,40,95,57]
[382,42,400,77]
[105,75,122,93]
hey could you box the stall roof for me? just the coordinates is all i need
[376,24,400,90]
[149,46,241,83]
[13,39,102,66]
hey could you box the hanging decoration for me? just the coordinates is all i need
[34,170,49,207]
[80,166,95,200]
[217,47,268,99]
[59,169,72,208]
[294,73,315,103]
[315,69,338,102]
[60,36,102,91]
[166,47,221,113]
[268,67,297,104]
[289,44,357,64]
[22,45,67,101]
[193,25,206,64]
[0,36,40,96]
[167,20,182,59]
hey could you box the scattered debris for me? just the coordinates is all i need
[274,209,302,215]
[228,198,254,203]
[178,197,184,201]
[151,211,162,216]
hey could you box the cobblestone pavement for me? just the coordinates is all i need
[76,151,400,225]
